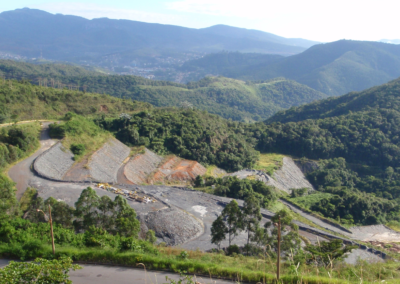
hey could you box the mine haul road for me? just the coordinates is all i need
[2,122,390,282]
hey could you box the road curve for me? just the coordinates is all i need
[8,122,56,199]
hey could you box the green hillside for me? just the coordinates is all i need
[182,40,400,97]
[242,77,400,225]
[0,79,151,122]
[0,60,327,121]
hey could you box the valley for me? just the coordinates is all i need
[1,6,400,283]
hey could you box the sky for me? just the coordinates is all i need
[0,0,399,42]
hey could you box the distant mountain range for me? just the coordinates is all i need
[0,8,318,64]
[182,40,400,96]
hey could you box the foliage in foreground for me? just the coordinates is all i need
[0,257,81,284]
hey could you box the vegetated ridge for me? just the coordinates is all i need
[247,77,400,225]
[0,60,327,121]
[182,40,400,97]
[0,78,151,122]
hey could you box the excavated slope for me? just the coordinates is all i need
[34,138,130,183]
[124,149,163,184]
[150,157,207,183]
[272,157,314,193]
[229,157,313,193]
[33,142,75,181]
[123,149,207,184]
[88,138,130,183]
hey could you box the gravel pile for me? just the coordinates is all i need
[33,142,75,181]
[124,148,163,184]
[89,138,130,183]
[140,207,203,246]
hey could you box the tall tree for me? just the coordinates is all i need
[44,197,74,229]
[242,193,262,250]
[112,195,140,237]
[74,187,99,231]
[221,200,243,246]
[97,195,114,231]
[211,215,227,249]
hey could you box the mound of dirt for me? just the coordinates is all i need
[139,207,203,246]
[33,142,75,181]
[124,148,163,184]
[123,149,207,185]
[89,138,130,183]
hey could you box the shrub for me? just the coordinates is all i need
[226,244,240,256]
[70,143,85,156]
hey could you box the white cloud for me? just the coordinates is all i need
[31,2,183,24]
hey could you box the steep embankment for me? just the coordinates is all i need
[229,157,313,193]
[34,141,206,185]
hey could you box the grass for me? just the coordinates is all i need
[205,165,226,177]
[9,244,399,284]
[253,153,285,175]
[290,192,334,209]
[386,221,400,233]
[61,131,112,163]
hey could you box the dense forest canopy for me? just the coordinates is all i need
[96,108,259,172]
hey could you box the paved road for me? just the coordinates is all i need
[0,260,233,284]
[280,200,352,237]
[8,122,56,199]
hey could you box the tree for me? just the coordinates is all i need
[74,187,99,231]
[221,200,243,246]
[242,193,262,250]
[194,175,204,187]
[0,257,81,284]
[97,195,115,231]
[210,215,227,249]
[44,197,74,228]
[304,239,357,266]
[112,195,140,237]
[266,210,302,257]
[145,229,157,244]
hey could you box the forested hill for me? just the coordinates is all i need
[267,76,400,123]
[0,60,326,121]
[255,76,400,170]
[183,40,400,97]
[244,78,400,225]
